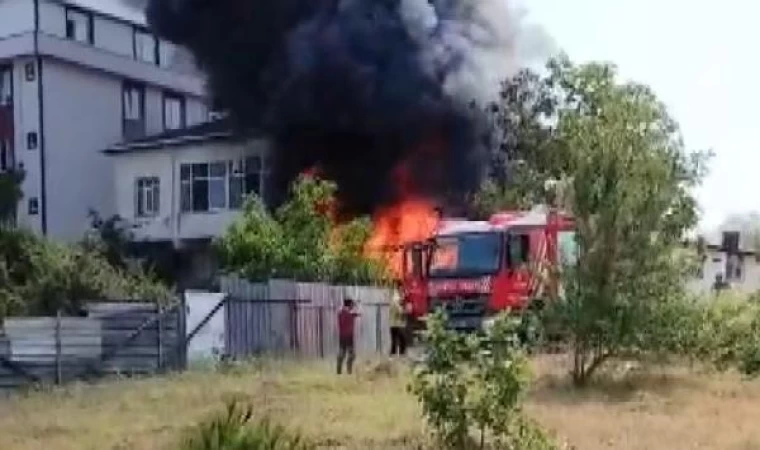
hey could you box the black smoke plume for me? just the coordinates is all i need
[146,0,526,217]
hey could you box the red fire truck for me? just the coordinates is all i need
[400,207,576,331]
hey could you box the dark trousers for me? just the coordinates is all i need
[390,326,407,356]
[337,337,355,375]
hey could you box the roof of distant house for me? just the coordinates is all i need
[104,118,242,154]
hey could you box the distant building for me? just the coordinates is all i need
[688,231,760,295]
[105,119,271,287]
[0,0,208,240]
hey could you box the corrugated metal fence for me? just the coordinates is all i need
[0,303,183,391]
[220,277,392,359]
[0,278,392,391]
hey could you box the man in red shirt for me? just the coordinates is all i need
[337,298,360,375]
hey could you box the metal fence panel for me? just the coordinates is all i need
[219,277,392,359]
[0,301,183,391]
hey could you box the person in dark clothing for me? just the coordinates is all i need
[337,298,360,375]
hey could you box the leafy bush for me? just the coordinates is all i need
[410,311,555,450]
[179,400,314,450]
[0,227,172,319]
[216,175,388,285]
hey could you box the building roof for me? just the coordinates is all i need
[61,0,147,26]
[104,118,238,154]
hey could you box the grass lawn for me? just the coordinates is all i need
[1,355,760,449]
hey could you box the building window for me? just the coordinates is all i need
[134,28,159,65]
[163,93,186,131]
[181,156,268,212]
[0,66,12,106]
[65,8,94,45]
[135,177,160,218]
[26,132,38,150]
[158,40,177,69]
[725,254,744,282]
[28,198,39,216]
[0,138,12,172]
[122,82,145,140]
[180,162,228,212]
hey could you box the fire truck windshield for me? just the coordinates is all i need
[429,232,501,277]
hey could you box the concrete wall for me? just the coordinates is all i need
[13,58,44,233]
[112,139,270,242]
[688,250,760,295]
[0,0,35,39]
[41,58,123,239]
[36,0,205,96]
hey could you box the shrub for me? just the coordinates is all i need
[216,175,388,285]
[0,227,172,318]
[179,400,314,450]
[410,311,555,450]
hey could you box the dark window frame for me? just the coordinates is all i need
[162,92,186,131]
[122,81,146,140]
[132,26,160,66]
[65,6,95,45]
[0,64,12,107]
[135,176,161,218]
[180,155,269,213]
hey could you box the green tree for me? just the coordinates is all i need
[543,57,710,385]
[410,311,554,449]
[0,227,172,319]
[471,67,563,217]
[216,175,387,284]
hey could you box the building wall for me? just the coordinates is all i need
[687,250,760,295]
[41,58,123,239]
[36,0,206,96]
[0,0,35,40]
[13,58,44,233]
[112,139,271,243]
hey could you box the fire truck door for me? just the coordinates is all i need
[504,233,531,307]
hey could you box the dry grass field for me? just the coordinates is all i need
[1,355,760,450]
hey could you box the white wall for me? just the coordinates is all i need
[112,139,270,242]
[0,0,35,39]
[39,0,134,57]
[145,86,164,136]
[36,0,205,97]
[186,97,209,127]
[38,0,67,37]
[688,250,760,295]
[93,15,134,58]
[13,58,44,233]
[41,58,123,240]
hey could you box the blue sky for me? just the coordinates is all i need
[522,0,758,230]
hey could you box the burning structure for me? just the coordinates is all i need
[145,0,536,272]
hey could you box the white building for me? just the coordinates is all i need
[688,231,760,295]
[0,0,208,240]
[105,119,271,286]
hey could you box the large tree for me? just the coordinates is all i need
[551,58,709,384]
[480,57,710,385]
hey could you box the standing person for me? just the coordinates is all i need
[337,298,360,375]
[389,281,408,356]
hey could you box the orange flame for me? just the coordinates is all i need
[364,198,440,277]
[364,140,443,278]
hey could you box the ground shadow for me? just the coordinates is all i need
[529,364,706,405]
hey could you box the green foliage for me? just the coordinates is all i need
[550,58,710,385]
[179,399,314,450]
[410,311,555,450]
[216,175,388,284]
[0,227,172,319]
[0,168,24,225]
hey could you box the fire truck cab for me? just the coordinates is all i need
[400,207,576,331]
